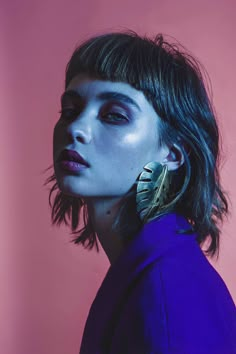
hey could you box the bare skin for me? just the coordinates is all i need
[86,197,125,265]
[53,74,184,265]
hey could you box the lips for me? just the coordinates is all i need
[57,149,89,167]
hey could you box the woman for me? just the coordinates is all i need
[44,31,236,353]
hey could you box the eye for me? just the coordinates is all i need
[58,107,78,120]
[102,112,129,124]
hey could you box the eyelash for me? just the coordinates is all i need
[58,108,77,119]
[58,108,129,124]
[101,112,129,123]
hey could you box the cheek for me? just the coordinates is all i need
[120,117,158,147]
[53,123,59,142]
[117,127,158,158]
[53,123,66,151]
[121,131,145,145]
[99,128,158,174]
[53,126,60,156]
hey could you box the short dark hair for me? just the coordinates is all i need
[43,30,230,259]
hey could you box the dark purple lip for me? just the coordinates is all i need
[57,149,89,167]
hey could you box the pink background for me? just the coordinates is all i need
[1,0,235,353]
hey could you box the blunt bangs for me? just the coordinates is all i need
[65,32,167,101]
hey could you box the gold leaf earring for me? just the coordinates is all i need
[136,161,172,224]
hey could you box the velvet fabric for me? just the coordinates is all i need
[79,213,236,354]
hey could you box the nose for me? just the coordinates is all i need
[66,112,92,144]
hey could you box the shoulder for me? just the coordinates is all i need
[140,245,236,353]
[111,240,236,354]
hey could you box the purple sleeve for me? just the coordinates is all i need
[110,249,236,354]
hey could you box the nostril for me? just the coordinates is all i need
[76,134,88,143]
[67,128,92,144]
[65,114,92,144]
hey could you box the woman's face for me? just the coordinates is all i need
[53,74,168,199]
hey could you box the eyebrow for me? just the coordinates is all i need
[60,90,141,112]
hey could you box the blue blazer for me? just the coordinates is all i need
[79,213,236,353]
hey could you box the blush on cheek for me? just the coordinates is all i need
[120,125,158,148]
[121,132,144,145]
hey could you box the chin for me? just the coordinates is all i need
[57,183,96,199]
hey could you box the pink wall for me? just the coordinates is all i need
[2,0,236,353]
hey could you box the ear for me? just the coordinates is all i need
[161,143,185,171]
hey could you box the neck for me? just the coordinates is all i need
[86,197,125,265]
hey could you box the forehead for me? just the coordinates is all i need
[67,74,138,94]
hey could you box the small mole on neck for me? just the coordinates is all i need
[106,210,111,215]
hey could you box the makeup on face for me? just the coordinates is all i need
[53,75,164,199]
